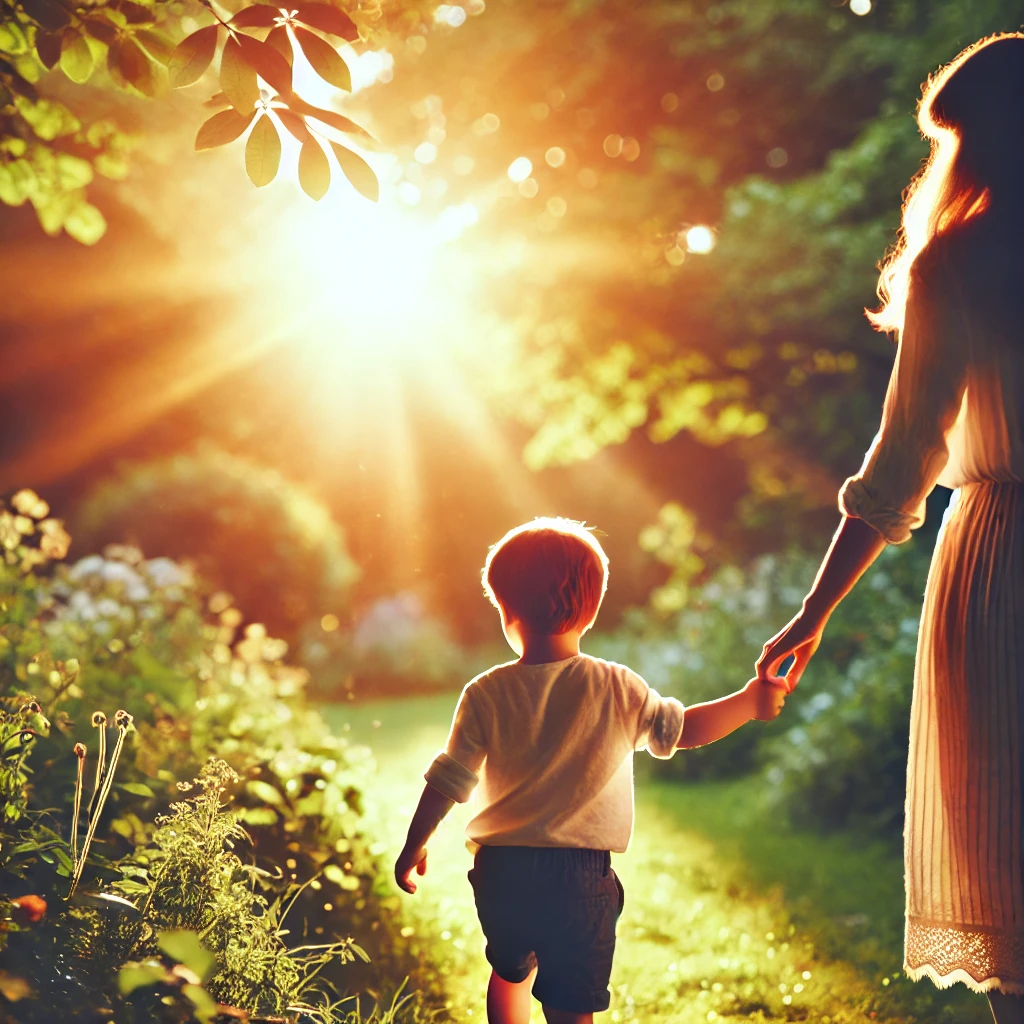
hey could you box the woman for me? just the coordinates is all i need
[757,33,1024,1023]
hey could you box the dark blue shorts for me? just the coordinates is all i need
[467,845,625,1014]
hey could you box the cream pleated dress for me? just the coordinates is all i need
[840,228,1024,995]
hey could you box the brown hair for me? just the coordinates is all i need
[869,33,1024,333]
[482,517,609,634]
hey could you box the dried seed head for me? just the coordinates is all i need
[114,709,133,730]
[74,742,87,758]
[91,711,107,727]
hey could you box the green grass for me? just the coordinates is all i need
[328,696,992,1024]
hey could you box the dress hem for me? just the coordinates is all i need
[904,962,1024,996]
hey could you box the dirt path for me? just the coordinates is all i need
[329,695,987,1024]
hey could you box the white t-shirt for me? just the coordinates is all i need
[423,653,685,853]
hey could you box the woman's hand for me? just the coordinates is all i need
[395,843,428,894]
[743,677,788,721]
[756,607,828,689]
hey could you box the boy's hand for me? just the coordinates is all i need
[744,677,787,722]
[395,843,428,894]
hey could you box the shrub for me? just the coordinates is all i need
[72,448,360,642]
[0,490,423,1023]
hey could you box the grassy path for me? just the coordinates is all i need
[327,696,989,1024]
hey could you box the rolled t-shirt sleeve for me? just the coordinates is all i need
[630,672,685,759]
[839,263,968,545]
[423,683,487,803]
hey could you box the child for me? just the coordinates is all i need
[395,518,786,1024]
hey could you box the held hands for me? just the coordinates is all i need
[744,677,788,721]
[755,606,827,690]
[394,843,428,894]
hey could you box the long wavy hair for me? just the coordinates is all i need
[869,33,1024,334]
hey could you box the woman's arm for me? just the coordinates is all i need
[756,515,887,687]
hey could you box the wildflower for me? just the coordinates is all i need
[11,895,47,924]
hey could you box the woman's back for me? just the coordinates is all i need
[924,213,1024,488]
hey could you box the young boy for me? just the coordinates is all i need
[395,518,786,1024]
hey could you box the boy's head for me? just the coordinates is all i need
[482,517,609,636]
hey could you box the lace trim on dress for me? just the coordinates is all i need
[906,918,1024,995]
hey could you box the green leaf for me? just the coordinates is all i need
[157,930,216,983]
[219,36,259,112]
[350,941,371,963]
[293,27,349,91]
[292,4,358,40]
[236,33,291,95]
[290,97,372,140]
[34,31,62,70]
[59,31,94,84]
[53,846,74,871]
[118,782,155,797]
[82,18,118,45]
[116,36,158,95]
[231,5,281,28]
[118,963,166,996]
[299,138,330,200]
[265,24,292,65]
[115,879,150,894]
[330,142,378,202]
[183,984,218,1024]
[136,29,173,65]
[64,201,106,244]
[244,113,281,187]
[20,0,70,32]
[240,806,278,825]
[168,24,217,88]
[112,1,154,25]
[245,779,284,805]
[195,107,256,150]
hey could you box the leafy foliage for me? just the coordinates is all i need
[72,447,360,642]
[0,0,398,243]
[368,0,1022,556]
[0,489,428,1022]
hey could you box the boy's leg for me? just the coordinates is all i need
[541,1006,593,1024]
[486,966,537,1024]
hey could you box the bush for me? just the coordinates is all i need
[302,593,474,700]
[591,537,932,838]
[0,490,424,1023]
[72,448,360,642]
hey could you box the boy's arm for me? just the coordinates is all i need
[395,783,455,894]
[677,679,785,749]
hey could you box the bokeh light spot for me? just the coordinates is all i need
[603,134,623,157]
[622,137,641,161]
[453,155,475,175]
[577,167,599,188]
[414,142,438,164]
[321,613,340,632]
[685,225,716,253]
[850,0,871,13]
[518,177,539,198]
[545,146,566,168]
[546,196,567,217]
[661,92,679,113]
[706,71,725,92]
[766,146,788,168]
[434,4,467,26]
[508,157,533,182]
